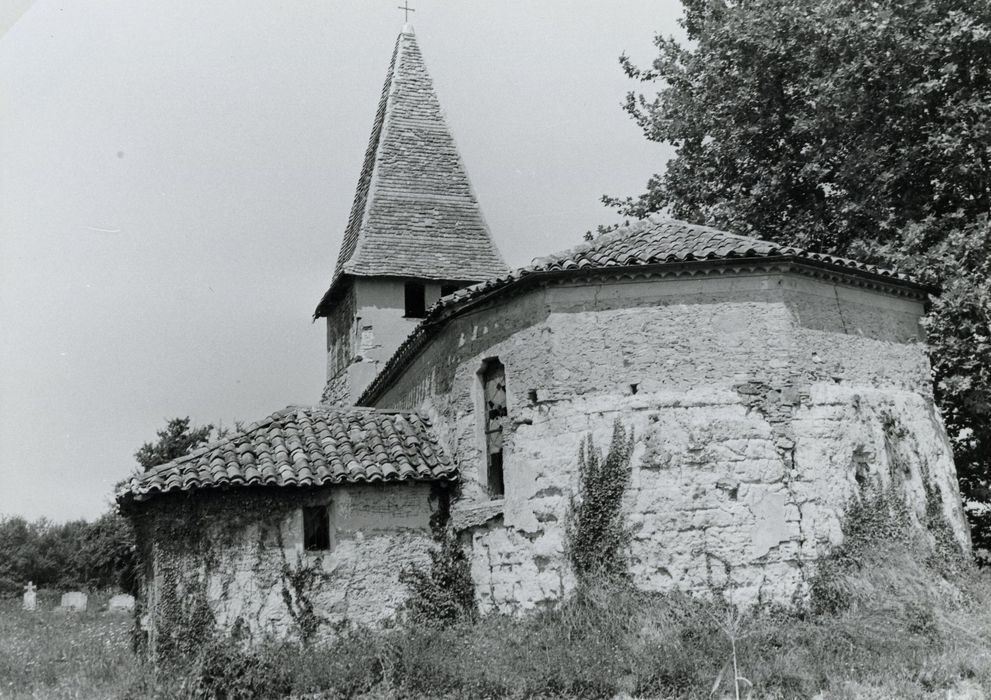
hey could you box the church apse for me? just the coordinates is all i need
[361,223,969,613]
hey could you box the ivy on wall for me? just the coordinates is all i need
[566,419,635,585]
[131,491,331,659]
[280,549,331,645]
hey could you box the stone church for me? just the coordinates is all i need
[119,25,970,649]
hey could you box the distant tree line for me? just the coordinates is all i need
[0,416,222,596]
[0,511,137,595]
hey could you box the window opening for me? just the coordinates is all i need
[303,506,331,551]
[404,282,427,318]
[482,358,507,497]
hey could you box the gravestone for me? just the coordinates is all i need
[60,591,87,612]
[107,594,135,613]
[22,581,36,611]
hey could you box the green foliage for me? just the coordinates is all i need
[566,419,635,583]
[810,483,971,621]
[583,220,631,242]
[895,217,991,555]
[609,0,991,555]
[137,493,300,658]
[279,552,329,644]
[9,566,991,699]
[0,594,142,699]
[0,510,136,595]
[809,488,914,614]
[607,0,991,252]
[176,636,294,700]
[134,417,215,471]
[153,561,217,664]
[400,486,477,626]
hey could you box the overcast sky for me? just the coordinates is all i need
[0,1,680,521]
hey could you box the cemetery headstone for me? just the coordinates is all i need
[60,591,88,612]
[22,581,36,611]
[107,593,135,613]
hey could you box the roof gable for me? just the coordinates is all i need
[316,26,507,317]
[118,406,455,503]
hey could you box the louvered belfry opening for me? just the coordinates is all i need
[404,281,427,318]
[481,358,507,497]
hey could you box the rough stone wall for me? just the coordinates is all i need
[322,285,357,406]
[371,270,970,611]
[134,483,435,651]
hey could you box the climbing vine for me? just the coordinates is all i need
[130,491,314,660]
[400,483,477,626]
[565,419,635,585]
[280,549,331,644]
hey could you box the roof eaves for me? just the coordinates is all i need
[356,252,929,406]
[117,405,454,506]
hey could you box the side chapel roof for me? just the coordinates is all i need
[314,25,507,317]
[358,217,927,404]
[117,406,454,504]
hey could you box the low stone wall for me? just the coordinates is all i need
[132,483,435,652]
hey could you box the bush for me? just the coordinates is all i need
[399,486,476,627]
[180,637,294,700]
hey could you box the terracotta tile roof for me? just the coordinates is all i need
[314,26,506,317]
[118,406,454,503]
[358,217,924,405]
[444,218,914,304]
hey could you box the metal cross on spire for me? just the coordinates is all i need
[397,1,415,22]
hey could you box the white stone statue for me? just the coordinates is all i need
[22,581,36,611]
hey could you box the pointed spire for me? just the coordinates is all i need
[315,28,507,317]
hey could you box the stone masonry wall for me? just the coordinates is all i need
[371,269,970,611]
[322,286,357,406]
[135,483,435,651]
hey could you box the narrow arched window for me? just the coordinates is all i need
[480,358,507,497]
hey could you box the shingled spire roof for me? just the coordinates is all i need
[314,25,507,317]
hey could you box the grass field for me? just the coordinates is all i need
[3,547,991,698]
[0,592,139,699]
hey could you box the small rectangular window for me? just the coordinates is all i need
[404,282,426,318]
[481,358,507,497]
[303,506,331,551]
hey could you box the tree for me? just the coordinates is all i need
[608,0,991,552]
[0,513,137,594]
[135,417,215,471]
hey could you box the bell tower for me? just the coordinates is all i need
[314,25,507,406]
